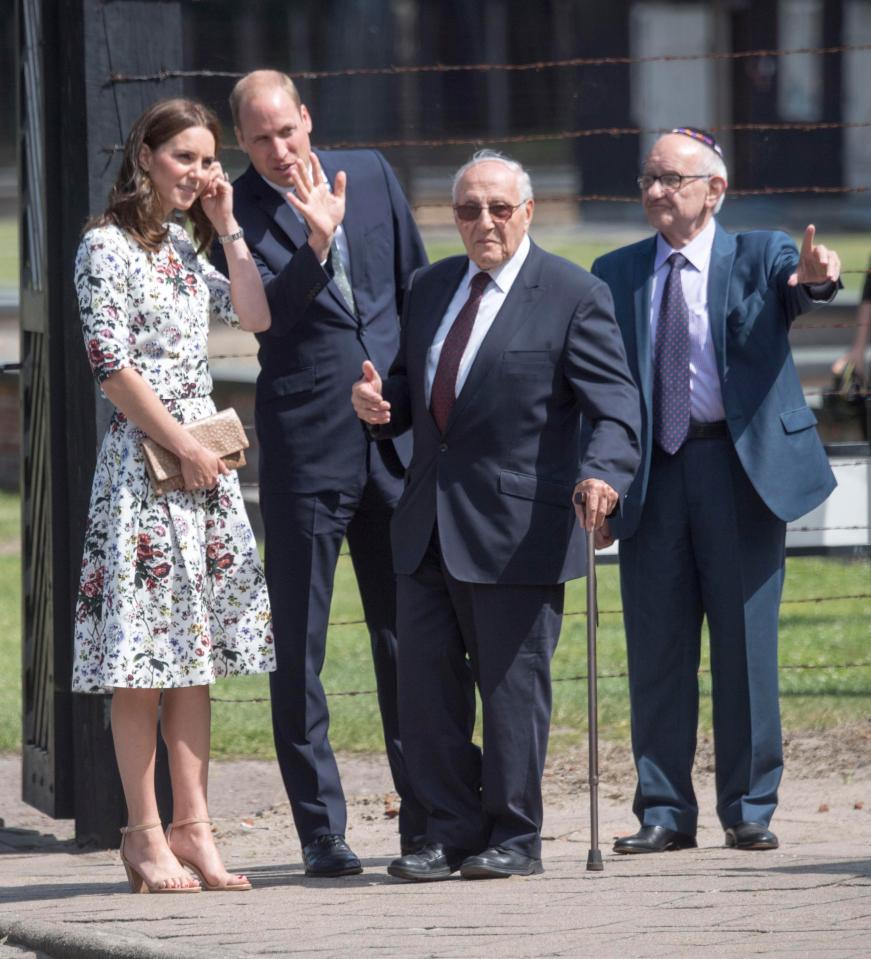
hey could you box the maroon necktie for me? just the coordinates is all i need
[430,271,490,433]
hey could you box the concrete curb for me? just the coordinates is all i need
[1,920,214,959]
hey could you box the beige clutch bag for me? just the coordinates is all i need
[141,408,249,495]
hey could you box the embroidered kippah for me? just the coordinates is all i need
[670,127,724,159]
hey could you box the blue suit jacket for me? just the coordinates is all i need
[591,224,836,538]
[215,150,427,493]
[375,242,641,585]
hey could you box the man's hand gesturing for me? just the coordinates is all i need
[352,361,391,425]
[787,224,841,287]
[286,152,347,264]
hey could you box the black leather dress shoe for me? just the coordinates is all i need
[460,846,544,879]
[400,834,427,856]
[302,834,363,877]
[724,821,779,850]
[387,842,469,882]
[613,825,698,854]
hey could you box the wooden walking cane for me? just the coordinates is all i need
[585,530,603,871]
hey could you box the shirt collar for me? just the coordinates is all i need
[655,217,716,273]
[465,233,531,292]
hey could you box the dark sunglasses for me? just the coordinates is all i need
[453,201,525,223]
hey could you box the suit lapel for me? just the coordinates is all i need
[707,223,737,378]
[447,242,544,431]
[246,168,309,252]
[633,238,656,415]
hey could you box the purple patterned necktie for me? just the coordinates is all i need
[653,252,691,455]
[430,271,490,433]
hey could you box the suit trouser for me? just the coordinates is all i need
[396,532,564,859]
[260,442,426,846]
[619,436,786,835]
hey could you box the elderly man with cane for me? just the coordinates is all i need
[352,150,640,880]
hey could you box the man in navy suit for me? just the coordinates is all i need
[591,128,840,854]
[352,151,641,880]
[217,70,428,876]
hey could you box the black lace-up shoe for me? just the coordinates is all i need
[387,842,470,882]
[613,825,697,854]
[302,834,363,877]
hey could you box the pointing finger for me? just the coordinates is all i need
[800,224,816,258]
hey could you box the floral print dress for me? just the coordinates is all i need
[72,222,275,691]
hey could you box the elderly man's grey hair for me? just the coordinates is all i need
[451,149,534,203]
[700,150,729,215]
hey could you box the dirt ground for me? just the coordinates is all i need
[6,723,871,845]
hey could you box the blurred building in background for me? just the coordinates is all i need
[1,1,866,226]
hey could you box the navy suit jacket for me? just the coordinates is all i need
[215,150,427,493]
[375,242,641,585]
[591,224,837,539]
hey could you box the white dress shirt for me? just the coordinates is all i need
[424,234,531,405]
[650,218,725,423]
[262,172,353,283]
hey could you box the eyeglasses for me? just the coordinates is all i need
[636,173,712,192]
[453,201,525,222]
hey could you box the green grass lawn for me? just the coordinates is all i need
[210,551,871,760]
[427,231,870,300]
[0,488,868,758]
[0,493,871,758]
[0,219,16,289]
[0,217,867,298]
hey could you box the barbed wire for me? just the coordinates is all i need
[308,124,871,153]
[104,122,871,156]
[106,40,871,708]
[225,592,870,634]
[210,655,871,704]
[108,42,871,85]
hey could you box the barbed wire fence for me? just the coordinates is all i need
[102,38,871,715]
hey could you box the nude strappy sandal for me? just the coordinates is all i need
[166,817,253,892]
[119,822,201,894]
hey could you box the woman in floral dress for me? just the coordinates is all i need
[74,98,275,893]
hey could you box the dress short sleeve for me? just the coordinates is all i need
[169,224,240,329]
[75,227,134,384]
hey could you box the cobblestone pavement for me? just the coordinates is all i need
[1,748,870,959]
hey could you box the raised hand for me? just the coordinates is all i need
[572,478,618,532]
[286,152,347,262]
[787,224,841,287]
[352,360,391,425]
[199,162,236,236]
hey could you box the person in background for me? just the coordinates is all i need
[73,98,275,893]
[831,257,870,383]
[591,127,840,855]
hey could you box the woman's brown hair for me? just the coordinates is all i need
[90,98,222,254]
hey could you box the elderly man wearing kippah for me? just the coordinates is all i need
[591,128,841,854]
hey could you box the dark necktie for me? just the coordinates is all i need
[430,271,490,433]
[653,252,691,455]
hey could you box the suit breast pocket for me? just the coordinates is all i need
[501,350,554,379]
